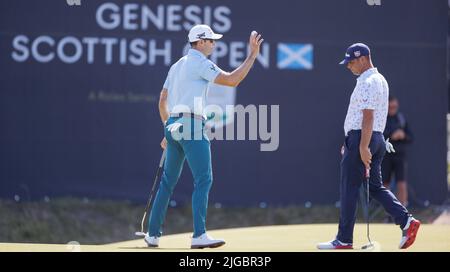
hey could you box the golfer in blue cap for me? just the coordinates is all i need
[317,43,420,250]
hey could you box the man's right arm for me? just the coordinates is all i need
[214,31,263,87]
[159,88,169,125]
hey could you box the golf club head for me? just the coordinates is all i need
[134,231,146,237]
[361,243,374,250]
[361,241,380,251]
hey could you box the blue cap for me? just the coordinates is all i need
[339,43,371,65]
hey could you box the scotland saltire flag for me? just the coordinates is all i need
[277,43,313,70]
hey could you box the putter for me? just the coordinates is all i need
[361,167,374,250]
[135,148,167,237]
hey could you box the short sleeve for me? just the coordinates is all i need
[198,59,222,82]
[358,81,378,110]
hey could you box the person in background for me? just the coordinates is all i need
[382,95,414,207]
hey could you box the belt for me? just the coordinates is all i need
[347,129,383,136]
[170,112,205,121]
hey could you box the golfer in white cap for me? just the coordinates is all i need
[144,24,263,249]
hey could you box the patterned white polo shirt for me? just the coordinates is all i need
[343,68,389,136]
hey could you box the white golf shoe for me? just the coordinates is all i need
[144,234,159,247]
[191,233,226,249]
[317,239,353,250]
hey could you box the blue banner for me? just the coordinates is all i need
[0,0,447,206]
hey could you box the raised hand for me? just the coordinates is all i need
[249,31,264,58]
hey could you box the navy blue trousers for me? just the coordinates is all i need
[337,130,409,244]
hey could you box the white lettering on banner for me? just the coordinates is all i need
[203,6,212,26]
[119,39,127,64]
[101,38,117,64]
[149,40,171,65]
[142,5,164,30]
[167,5,182,31]
[11,35,29,62]
[96,3,120,30]
[118,38,130,64]
[58,37,83,63]
[229,42,245,68]
[12,35,291,70]
[83,37,99,64]
[255,44,270,69]
[213,6,231,32]
[209,42,270,69]
[96,3,232,32]
[32,36,55,63]
[9,3,308,71]
[183,5,202,30]
[11,35,173,66]
[123,3,139,30]
[129,39,146,65]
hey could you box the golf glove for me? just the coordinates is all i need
[167,122,182,133]
[166,122,184,141]
[385,138,395,153]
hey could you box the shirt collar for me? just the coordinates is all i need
[188,48,207,59]
[357,67,378,81]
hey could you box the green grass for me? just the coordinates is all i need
[0,197,444,245]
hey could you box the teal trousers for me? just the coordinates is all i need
[148,116,212,238]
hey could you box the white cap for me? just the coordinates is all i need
[188,24,223,42]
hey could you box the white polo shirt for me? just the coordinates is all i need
[163,49,223,116]
[343,68,389,136]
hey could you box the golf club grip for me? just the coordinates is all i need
[159,149,167,168]
[151,167,162,191]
